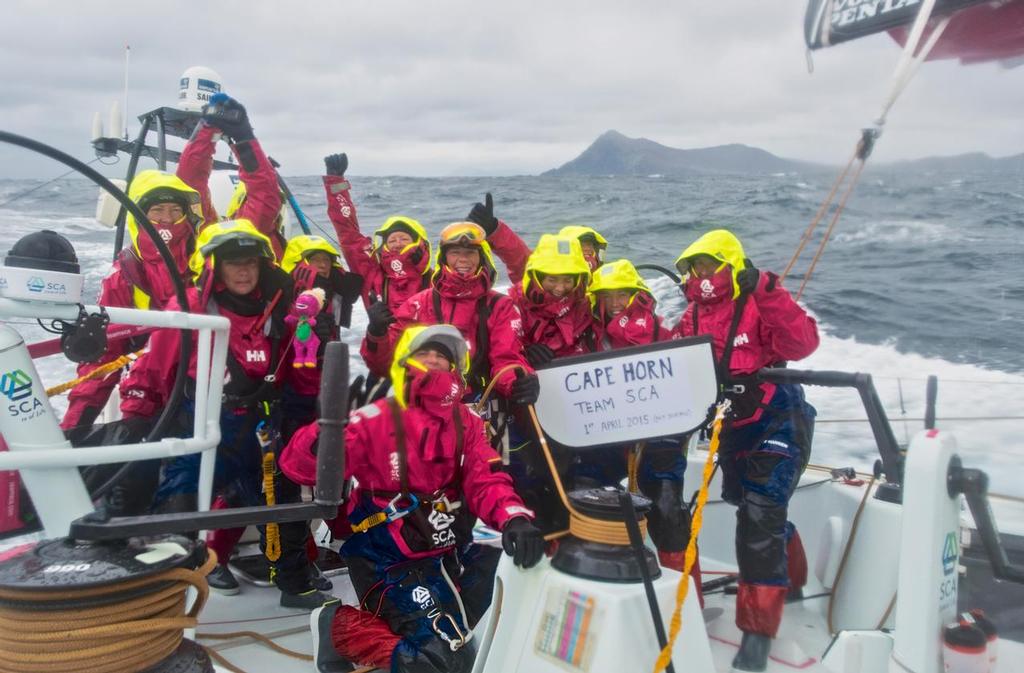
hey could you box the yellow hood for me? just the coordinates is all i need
[188,219,276,282]
[588,258,651,295]
[280,235,343,273]
[675,229,747,299]
[373,216,429,251]
[390,324,470,409]
[523,234,591,295]
[225,180,286,219]
[126,170,202,253]
[558,225,607,249]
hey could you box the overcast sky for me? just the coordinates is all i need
[1,1,1022,179]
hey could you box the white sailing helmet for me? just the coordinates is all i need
[177,66,224,112]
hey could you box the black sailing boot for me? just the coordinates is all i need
[731,631,771,672]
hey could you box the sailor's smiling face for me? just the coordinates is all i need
[147,202,186,227]
[445,245,481,276]
[385,230,414,253]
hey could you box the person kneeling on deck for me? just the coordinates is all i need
[674,229,818,672]
[281,324,544,673]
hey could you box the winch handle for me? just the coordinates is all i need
[949,458,1024,585]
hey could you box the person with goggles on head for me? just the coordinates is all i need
[118,220,335,609]
[281,325,543,673]
[321,152,432,314]
[177,93,286,257]
[361,221,540,407]
[673,229,818,672]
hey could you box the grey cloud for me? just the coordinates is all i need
[0,1,1021,179]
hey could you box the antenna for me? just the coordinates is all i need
[122,45,130,140]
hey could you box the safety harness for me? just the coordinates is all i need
[350,398,466,551]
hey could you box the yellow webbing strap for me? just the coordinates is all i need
[261,452,280,562]
[351,511,389,534]
[653,401,728,673]
[45,348,145,397]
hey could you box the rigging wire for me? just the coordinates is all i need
[0,156,105,209]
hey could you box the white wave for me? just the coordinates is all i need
[832,219,968,245]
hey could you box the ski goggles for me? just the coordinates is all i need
[439,222,486,248]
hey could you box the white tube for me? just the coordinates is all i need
[0,436,222,469]
[0,326,93,536]
[91,112,104,142]
[197,327,229,512]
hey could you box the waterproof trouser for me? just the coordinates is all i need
[152,403,314,594]
[331,525,500,673]
[719,383,816,637]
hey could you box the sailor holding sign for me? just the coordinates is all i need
[675,229,818,672]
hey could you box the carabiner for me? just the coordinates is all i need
[384,492,420,522]
[431,611,470,652]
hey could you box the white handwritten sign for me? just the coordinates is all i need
[534,337,718,448]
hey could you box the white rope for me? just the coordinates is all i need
[874,0,952,128]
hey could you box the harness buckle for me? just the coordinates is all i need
[430,610,471,651]
[432,494,462,513]
[723,383,746,395]
[384,492,420,522]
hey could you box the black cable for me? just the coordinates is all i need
[0,130,193,499]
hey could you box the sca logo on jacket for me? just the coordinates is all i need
[428,509,457,547]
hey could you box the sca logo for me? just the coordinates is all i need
[942,532,958,576]
[2,369,45,421]
[26,277,45,293]
[1,370,32,401]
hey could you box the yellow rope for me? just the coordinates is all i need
[653,402,727,673]
[261,452,281,562]
[45,348,144,397]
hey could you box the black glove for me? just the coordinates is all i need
[291,262,317,293]
[502,517,545,568]
[467,192,498,236]
[736,259,759,296]
[366,296,395,337]
[524,343,556,367]
[201,93,254,143]
[324,153,349,177]
[510,370,540,405]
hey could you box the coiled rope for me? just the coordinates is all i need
[0,549,216,673]
[653,400,728,673]
[476,365,647,545]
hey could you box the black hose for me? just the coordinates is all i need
[0,130,192,496]
[111,116,153,259]
[635,263,682,285]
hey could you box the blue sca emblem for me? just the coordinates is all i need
[26,277,45,293]
[1,370,33,401]
[942,532,958,576]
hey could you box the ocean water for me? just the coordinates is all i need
[2,167,1023,495]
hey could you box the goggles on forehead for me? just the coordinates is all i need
[439,222,486,247]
